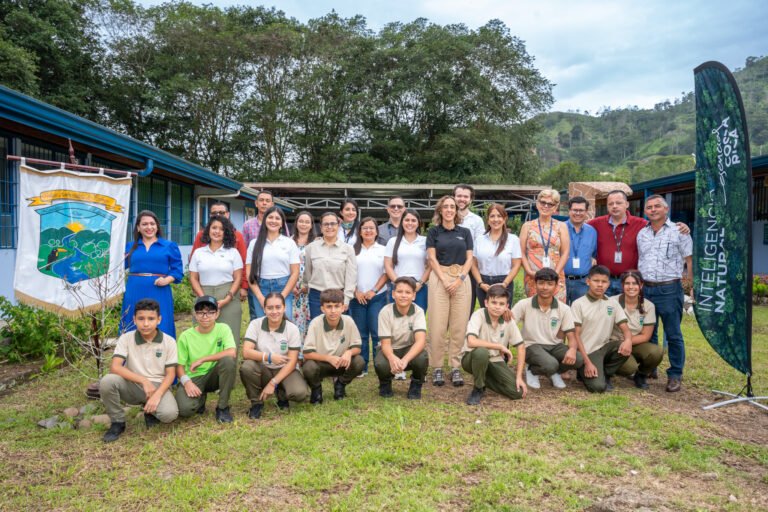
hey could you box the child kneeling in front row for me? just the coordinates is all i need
[302,288,365,404]
[100,298,179,443]
[461,284,527,406]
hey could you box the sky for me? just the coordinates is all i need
[139,0,768,114]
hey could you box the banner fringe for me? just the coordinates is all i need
[14,289,124,318]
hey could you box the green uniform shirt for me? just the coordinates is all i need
[511,296,575,347]
[610,296,656,341]
[377,303,427,350]
[303,314,361,356]
[571,294,628,354]
[461,308,523,363]
[113,330,177,384]
[243,318,302,369]
[177,323,236,377]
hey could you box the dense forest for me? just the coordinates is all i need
[1,1,765,187]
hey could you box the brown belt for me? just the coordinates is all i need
[128,273,166,277]
[440,264,462,277]
[644,279,681,287]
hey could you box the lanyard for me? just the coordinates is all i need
[537,218,554,255]
[569,224,583,259]
[611,222,626,252]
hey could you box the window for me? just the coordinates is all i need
[755,176,768,221]
[170,182,194,245]
[670,190,695,225]
[0,134,16,248]
[137,175,168,235]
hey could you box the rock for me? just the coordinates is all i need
[603,435,617,447]
[702,472,719,481]
[77,419,92,429]
[79,403,97,415]
[37,415,60,429]
[729,495,738,503]
[629,470,639,476]
[63,407,80,418]
[91,414,111,426]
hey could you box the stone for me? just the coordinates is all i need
[91,414,111,426]
[77,419,92,429]
[79,403,97,416]
[729,495,738,503]
[629,470,639,476]
[37,415,60,429]
[603,435,617,447]
[63,407,80,418]
[702,472,719,481]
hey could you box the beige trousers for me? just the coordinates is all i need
[427,269,471,369]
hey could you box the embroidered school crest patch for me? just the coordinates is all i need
[155,350,162,358]
[550,317,558,328]
[639,316,644,326]
[607,306,614,316]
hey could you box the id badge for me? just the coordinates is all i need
[614,251,623,264]
[542,256,551,268]
[572,257,580,269]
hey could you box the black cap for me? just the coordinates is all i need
[194,295,218,310]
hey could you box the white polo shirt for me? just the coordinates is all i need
[461,210,485,242]
[356,242,387,295]
[189,245,243,286]
[243,317,302,370]
[246,235,300,279]
[474,232,522,276]
[385,235,427,279]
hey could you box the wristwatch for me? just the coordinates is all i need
[459,274,467,282]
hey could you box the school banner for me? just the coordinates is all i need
[13,164,132,316]
[693,61,752,375]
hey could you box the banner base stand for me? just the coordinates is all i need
[703,390,768,412]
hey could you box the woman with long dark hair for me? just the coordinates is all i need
[246,206,300,321]
[350,217,389,375]
[612,270,663,389]
[338,199,359,245]
[121,210,184,337]
[470,203,522,308]
[292,211,316,338]
[189,216,243,344]
[302,212,357,319]
[384,209,430,311]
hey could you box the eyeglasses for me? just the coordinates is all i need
[570,209,586,214]
[194,310,216,318]
[322,222,339,228]
[388,204,405,210]
[361,226,377,231]
[209,211,227,217]
[538,201,557,208]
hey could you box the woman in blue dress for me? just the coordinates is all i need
[120,210,184,338]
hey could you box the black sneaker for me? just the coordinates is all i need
[277,399,290,411]
[451,368,465,387]
[466,387,484,406]
[144,413,160,429]
[248,403,264,420]
[432,368,445,387]
[649,367,659,379]
[215,406,233,424]
[333,380,347,400]
[379,381,394,398]
[633,373,649,390]
[605,377,614,391]
[102,422,126,443]
[196,401,206,415]
[407,379,423,400]
[310,386,323,405]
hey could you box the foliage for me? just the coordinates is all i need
[754,275,768,304]
[0,296,89,363]
[173,274,196,314]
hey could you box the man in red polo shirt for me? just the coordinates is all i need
[589,190,689,297]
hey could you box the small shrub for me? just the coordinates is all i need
[174,274,196,314]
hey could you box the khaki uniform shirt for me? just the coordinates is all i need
[461,309,523,363]
[610,296,656,341]
[378,303,427,350]
[113,330,177,384]
[243,318,302,369]
[571,294,628,354]
[511,296,575,347]
[302,238,357,304]
[303,314,362,356]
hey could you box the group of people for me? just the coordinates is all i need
[106,185,693,443]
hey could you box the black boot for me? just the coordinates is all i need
[407,379,423,400]
[248,403,264,419]
[102,422,126,443]
[333,380,347,400]
[379,380,394,398]
[277,399,290,410]
[310,386,323,405]
[466,387,485,406]
[215,406,233,424]
[633,373,649,390]
[144,413,160,429]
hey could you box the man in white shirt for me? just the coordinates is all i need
[454,184,484,316]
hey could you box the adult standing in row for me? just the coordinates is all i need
[520,189,569,303]
[189,202,248,303]
[471,203,521,307]
[121,210,184,338]
[243,190,275,319]
[338,199,359,245]
[188,216,243,344]
[454,184,484,314]
[292,211,316,338]
[426,195,474,387]
[384,209,430,311]
[378,196,405,245]
[350,218,389,375]
[637,195,692,393]
[246,206,299,321]
[564,196,597,305]
[303,212,357,319]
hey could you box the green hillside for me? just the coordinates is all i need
[535,55,768,183]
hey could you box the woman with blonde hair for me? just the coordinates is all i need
[519,189,570,303]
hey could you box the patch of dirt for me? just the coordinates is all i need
[0,361,41,397]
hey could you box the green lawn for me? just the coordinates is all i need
[0,308,767,511]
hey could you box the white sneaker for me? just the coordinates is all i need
[394,372,406,380]
[526,368,541,389]
[550,373,567,389]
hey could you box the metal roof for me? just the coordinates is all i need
[629,154,768,193]
[0,85,256,200]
